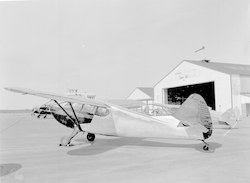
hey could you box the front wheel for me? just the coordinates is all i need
[87,133,95,142]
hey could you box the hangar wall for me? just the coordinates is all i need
[240,75,250,93]
[239,75,250,116]
[231,75,241,114]
[154,61,232,112]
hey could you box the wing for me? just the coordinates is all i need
[5,87,109,108]
[107,99,145,109]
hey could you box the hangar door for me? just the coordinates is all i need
[165,81,215,110]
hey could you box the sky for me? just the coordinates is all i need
[0,0,250,109]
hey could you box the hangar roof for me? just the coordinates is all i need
[137,87,154,98]
[185,60,250,75]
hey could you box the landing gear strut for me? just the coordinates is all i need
[87,133,95,142]
[201,140,209,151]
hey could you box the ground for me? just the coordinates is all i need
[0,113,250,183]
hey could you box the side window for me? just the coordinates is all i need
[96,107,109,116]
[81,104,97,114]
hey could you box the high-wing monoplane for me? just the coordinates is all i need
[5,87,213,151]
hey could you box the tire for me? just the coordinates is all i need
[87,133,95,142]
[60,136,70,146]
[203,145,209,151]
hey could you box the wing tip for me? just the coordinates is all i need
[4,87,27,94]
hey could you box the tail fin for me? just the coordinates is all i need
[173,94,213,139]
[219,107,239,128]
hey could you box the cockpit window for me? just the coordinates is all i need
[80,104,109,117]
[96,107,109,116]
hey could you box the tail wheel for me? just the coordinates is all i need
[203,145,209,151]
[60,136,70,146]
[87,133,95,142]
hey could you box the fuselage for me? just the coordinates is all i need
[82,105,205,140]
[49,102,207,141]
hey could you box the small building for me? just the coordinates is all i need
[127,87,154,113]
[154,60,250,116]
[127,87,154,105]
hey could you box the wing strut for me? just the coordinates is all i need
[53,100,83,131]
[68,102,83,131]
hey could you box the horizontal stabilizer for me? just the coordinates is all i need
[218,121,230,126]
[193,123,209,133]
[219,109,232,123]
[218,108,239,127]
[179,120,209,133]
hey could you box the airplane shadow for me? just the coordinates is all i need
[67,137,222,156]
[0,163,22,177]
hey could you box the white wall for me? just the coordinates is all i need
[240,75,250,93]
[231,75,242,114]
[154,61,232,112]
[241,95,250,103]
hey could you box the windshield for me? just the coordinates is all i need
[96,107,109,116]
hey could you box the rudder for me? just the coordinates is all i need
[173,94,213,140]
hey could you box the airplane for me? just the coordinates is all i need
[5,87,213,151]
[209,108,240,128]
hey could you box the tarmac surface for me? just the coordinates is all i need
[0,113,250,183]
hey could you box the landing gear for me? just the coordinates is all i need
[59,136,70,146]
[201,140,209,151]
[203,145,209,151]
[87,133,95,142]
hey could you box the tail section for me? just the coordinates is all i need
[219,107,239,128]
[173,94,213,140]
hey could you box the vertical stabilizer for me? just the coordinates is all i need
[173,94,213,139]
[218,107,239,128]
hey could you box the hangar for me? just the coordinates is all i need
[154,60,250,116]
